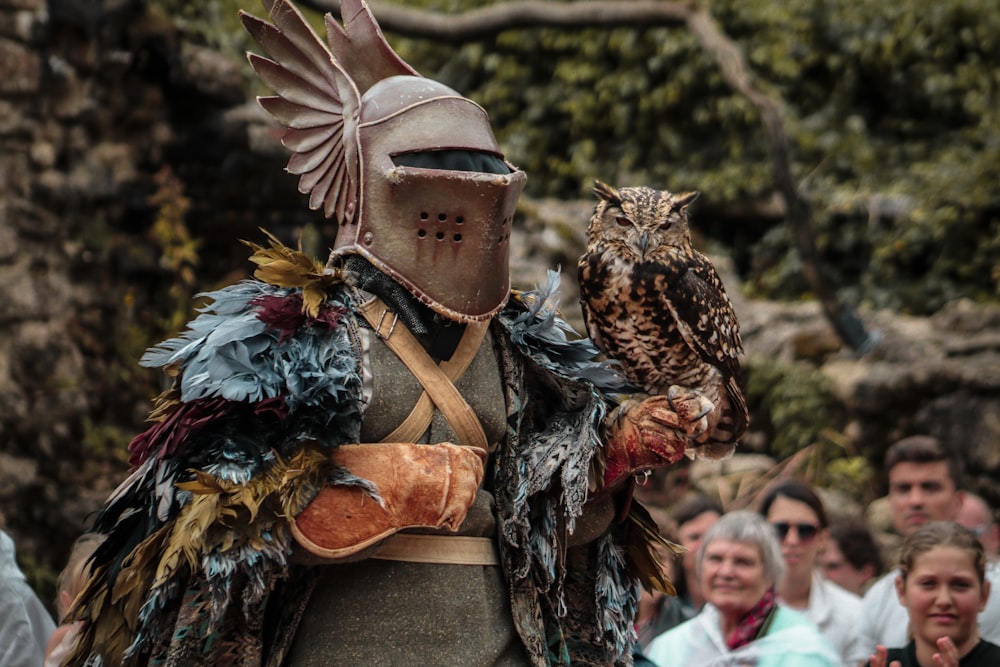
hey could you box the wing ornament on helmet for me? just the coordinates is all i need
[240,0,416,224]
[324,0,418,93]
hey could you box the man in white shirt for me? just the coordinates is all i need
[859,435,1000,655]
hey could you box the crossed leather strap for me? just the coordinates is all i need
[357,297,492,452]
[290,297,497,564]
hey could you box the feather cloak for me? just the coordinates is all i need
[66,262,652,667]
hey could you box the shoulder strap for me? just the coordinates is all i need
[358,297,491,452]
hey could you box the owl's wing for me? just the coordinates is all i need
[661,253,743,382]
[239,0,416,223]
[664,254,749,443]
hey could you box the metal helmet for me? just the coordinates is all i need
[242,0,526,322]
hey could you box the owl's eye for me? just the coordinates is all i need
[660,220,673,231]
[615,216,630,227]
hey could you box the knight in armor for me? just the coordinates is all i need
[64,1,702,664]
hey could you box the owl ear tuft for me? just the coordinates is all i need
[676,191,700,209]
[592,180,621,205]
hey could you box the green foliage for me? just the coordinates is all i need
[91,168,202,415]
[151,0,253,55]
[66,166,206,448]
[81,417,133,463]
[744,355,841,459]
[744,355,874,497]
[823,453,876,502]
[389,0,999,314]
[149,167,203,336]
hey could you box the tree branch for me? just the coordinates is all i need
[684,8,875,351]
[300,1,691,40]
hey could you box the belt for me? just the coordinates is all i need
[371,534,499,566]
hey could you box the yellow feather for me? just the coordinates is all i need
[240,228,345,317]
[146,386,181,423]
[66,559,132,667]
[112,527,170,627]
[155,490,223,586]
[280,445,331,515]
[625,501,683,596]
[153,446,331,589]
[175,470,224,494]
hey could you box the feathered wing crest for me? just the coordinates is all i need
[241,0,359,222]
[325,0,418,93]
[240,0,361,223]
[240,0,415,223]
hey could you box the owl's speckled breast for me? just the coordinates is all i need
[580,249,707,394]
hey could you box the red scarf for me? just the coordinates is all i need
[724,586,778,650]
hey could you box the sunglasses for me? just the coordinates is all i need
[772,522,820,542]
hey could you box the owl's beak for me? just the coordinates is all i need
[637,231,651,256]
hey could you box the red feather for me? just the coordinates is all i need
[128,397,230,466]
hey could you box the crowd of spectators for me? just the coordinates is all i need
[635,434,1000,667]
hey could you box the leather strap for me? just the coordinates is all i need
[371,534,498,566]
[384,315,489,444]
[358,297,490,452]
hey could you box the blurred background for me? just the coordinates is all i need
[0,0,997,615]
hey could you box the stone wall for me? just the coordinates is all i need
[1,0,100,567]
[0,0,267,588]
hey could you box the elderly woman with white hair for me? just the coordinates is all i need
[646,511,839,666]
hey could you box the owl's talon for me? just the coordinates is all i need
[596,394,689,495]
[666,386,714,422]
[606,396,647,431]
[666,385,714,441]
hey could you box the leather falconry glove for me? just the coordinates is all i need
[595,394,695,495]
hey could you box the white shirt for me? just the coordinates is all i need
[0,530,56,667]
[802,573,868,666]
[859,561,1000,654]
[646,603,840,667]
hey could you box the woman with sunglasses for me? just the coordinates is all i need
[759,479,868,666]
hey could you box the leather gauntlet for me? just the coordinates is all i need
[290,442,485,560]
[596,396,690,495]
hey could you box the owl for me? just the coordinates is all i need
[578,180,748,459]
